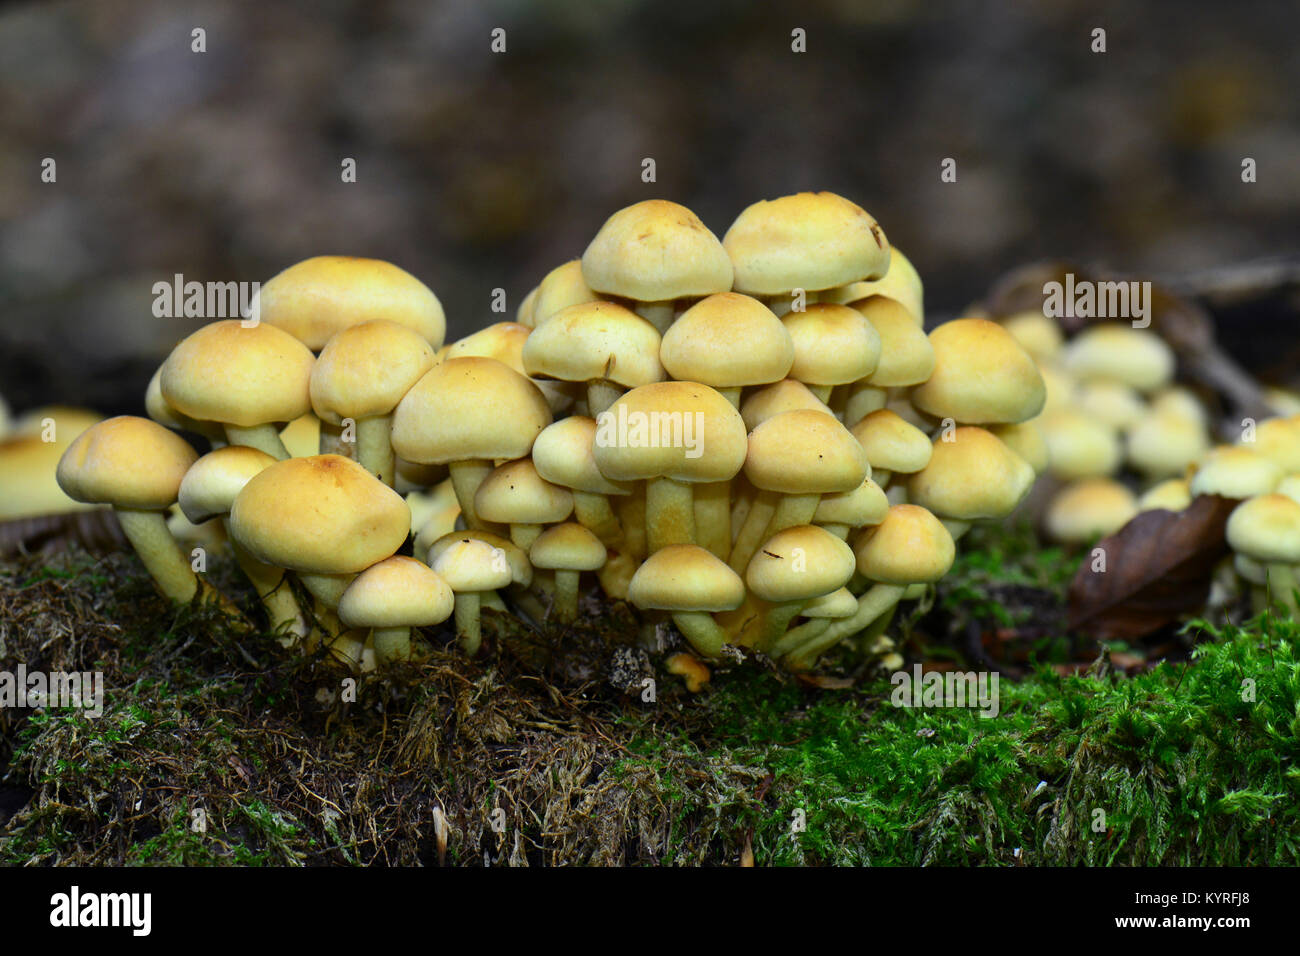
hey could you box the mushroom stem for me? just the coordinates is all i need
[728,490,779,572]
[694,480,732,561]
[327,628,367,671]
[671,610,730,658]
[755,600,810,653]
[115,508,199,603]
[596,551,637,601]
[715,387,742,409]
[372,626,412,664]
[572,491,623,545]
[634,301,675,333]
[646,476,696,553]
[224,423,289,460]
[1266,564,1299,615]
[449,459,494,530]
[763,493,820,540]
[820,522,850,540]
[552,569,580,622]
[318,421,349,457]
[298,571,354,608]
[616,486,648,560]
[230,539,308,645]
[776,583,906,662]
[785,603,896,671]
[356,415,396,487]
[842,383,888,428]
[807,385,833,404]
[586,380,624,418]
[510,524,543,552]
[454,591,483,655]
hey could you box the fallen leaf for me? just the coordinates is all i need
[1068,494,1239,640]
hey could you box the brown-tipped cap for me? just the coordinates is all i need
[161,320,315,428]
[910,318,1045,425]
[529,522,607,571]
[1227,494,1300,563]
[660,293,793,389]
[257,256,445,350]
[852,295,935,386]
[746,524,855,603]
[851,409,932,475]
[521,301,664,387]
[178,445,278,523]
[532,416,632,496]
[1045,478,1138,543]
[391,357,552,464]
[628,544,745,612]
[739,379,833,432]
[474,458,573,526]
[581,200,733,302]
[782,303,881,386]
[723,192,889,295]
[57,416,198,511]
[745,409,868,495]
[853,503,955,585]
[310,319,436,424]
[229,454,410,574]
[906,426,1036,520]
[338,555,454,629]
[593,382,748,483]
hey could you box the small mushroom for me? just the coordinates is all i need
[628,544,745,658]
[338,556,454,664]
[528,522,606,622]
[433,537,513,655]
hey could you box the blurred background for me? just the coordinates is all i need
[1,0,1298,415]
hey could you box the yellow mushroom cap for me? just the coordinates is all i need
[1277,474,1300,506]
[310,320,436,424]
[178,445,278,523]
[800,586,859,619]
[910,318,1046,425]
[532,416,632,496]
[0,408,104,519]
[528,522,607,571]
[1248,416,1300,472]
[516,286,539,329]
[593,382,748,484]
[853,503,955,585]
[338,555,454,629]
[1040,410,1123,480]
[1124,411,1210,480]
[739,379,833,431]
[1137,477,1193,513]
[851,409,933,475]
[1189,446,1282,499]
[628,544,745,612]
[1062,325,1175,393]
[521,300,664,388]
[443,322,532,373]
[474,458,573,526]
[782,303,882,386]
[432,537,513,592]
[906,426,1036,520]
[852,295,935,386]
[824,246,923,323]
[57,416,198,511]
[814,476,890,529]
[1076,380,1148,430]
[161,320,316,428]
[745,409,869,495]
[723,192,889,295]
[661,293,794,388]
[531,260,598,326]
[1044,478,1138,543]
[427,530,531,587]
[989,421,1050,476]
[581,200,733,302]
[1226,494,1300,563]
[257,255,445,350]
[391,357,552,465]
[1000,311,1064,363]
[746,524,855,603]
[229,454,410,574]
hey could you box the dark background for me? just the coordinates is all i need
[2,0,1297,416]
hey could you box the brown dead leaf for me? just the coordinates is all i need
[1068,494,1238,641]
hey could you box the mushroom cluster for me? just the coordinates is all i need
[54,195,1047,680]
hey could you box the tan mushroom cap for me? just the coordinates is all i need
[310,319,436,424]
[1062,325,1174,393]
[516,286,539,328]
[814,476,890,528]
[521,301,665,387]
[338,556,454,629]
[1277,474,1300,506]
[1125,411,1210,479]
[391,357,552,464]
[581,200,733,303]
[256,255,445,350]
[229,454,410,574]
[178,445,278,523]
[593,382,748,483]
[782,304,882,386]
[910,318,1046,425]
[1137,477,1192,513]
[532,416,632,496]
[529,522,607,571]
[1038,363,1079,418]
[1000,311,1064,362]
[444,322,532,370]
[474,458,574,525]
[161,320,316,428]
[851,409,933,474]
[825,246,923,323]
[1226,494,1300,563]
[1248,416,1300,472]
[427,530,532,587]
[432,538,513,592]
[0,409,103,518]
[853,504,955,585]
[1189,446,1282,499]
[57,416,198,511]
[13,406,103,441]
[801,587,859,619]
[532,260,598,325]
[660,293,794,388]
[1045,479,1138,543]
[1039,410,1123,480]
[907,427,1036,520]
[851,295,935,386]
[723,192,890,295]
[1076,381,1148,431]
[1151,386,1209,427]
[628,544,745,612]
[739,379,833,431]
[746,524,855,603]
[280,414,322,458]
[745,409,869,495]
[990,421,1050,476]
